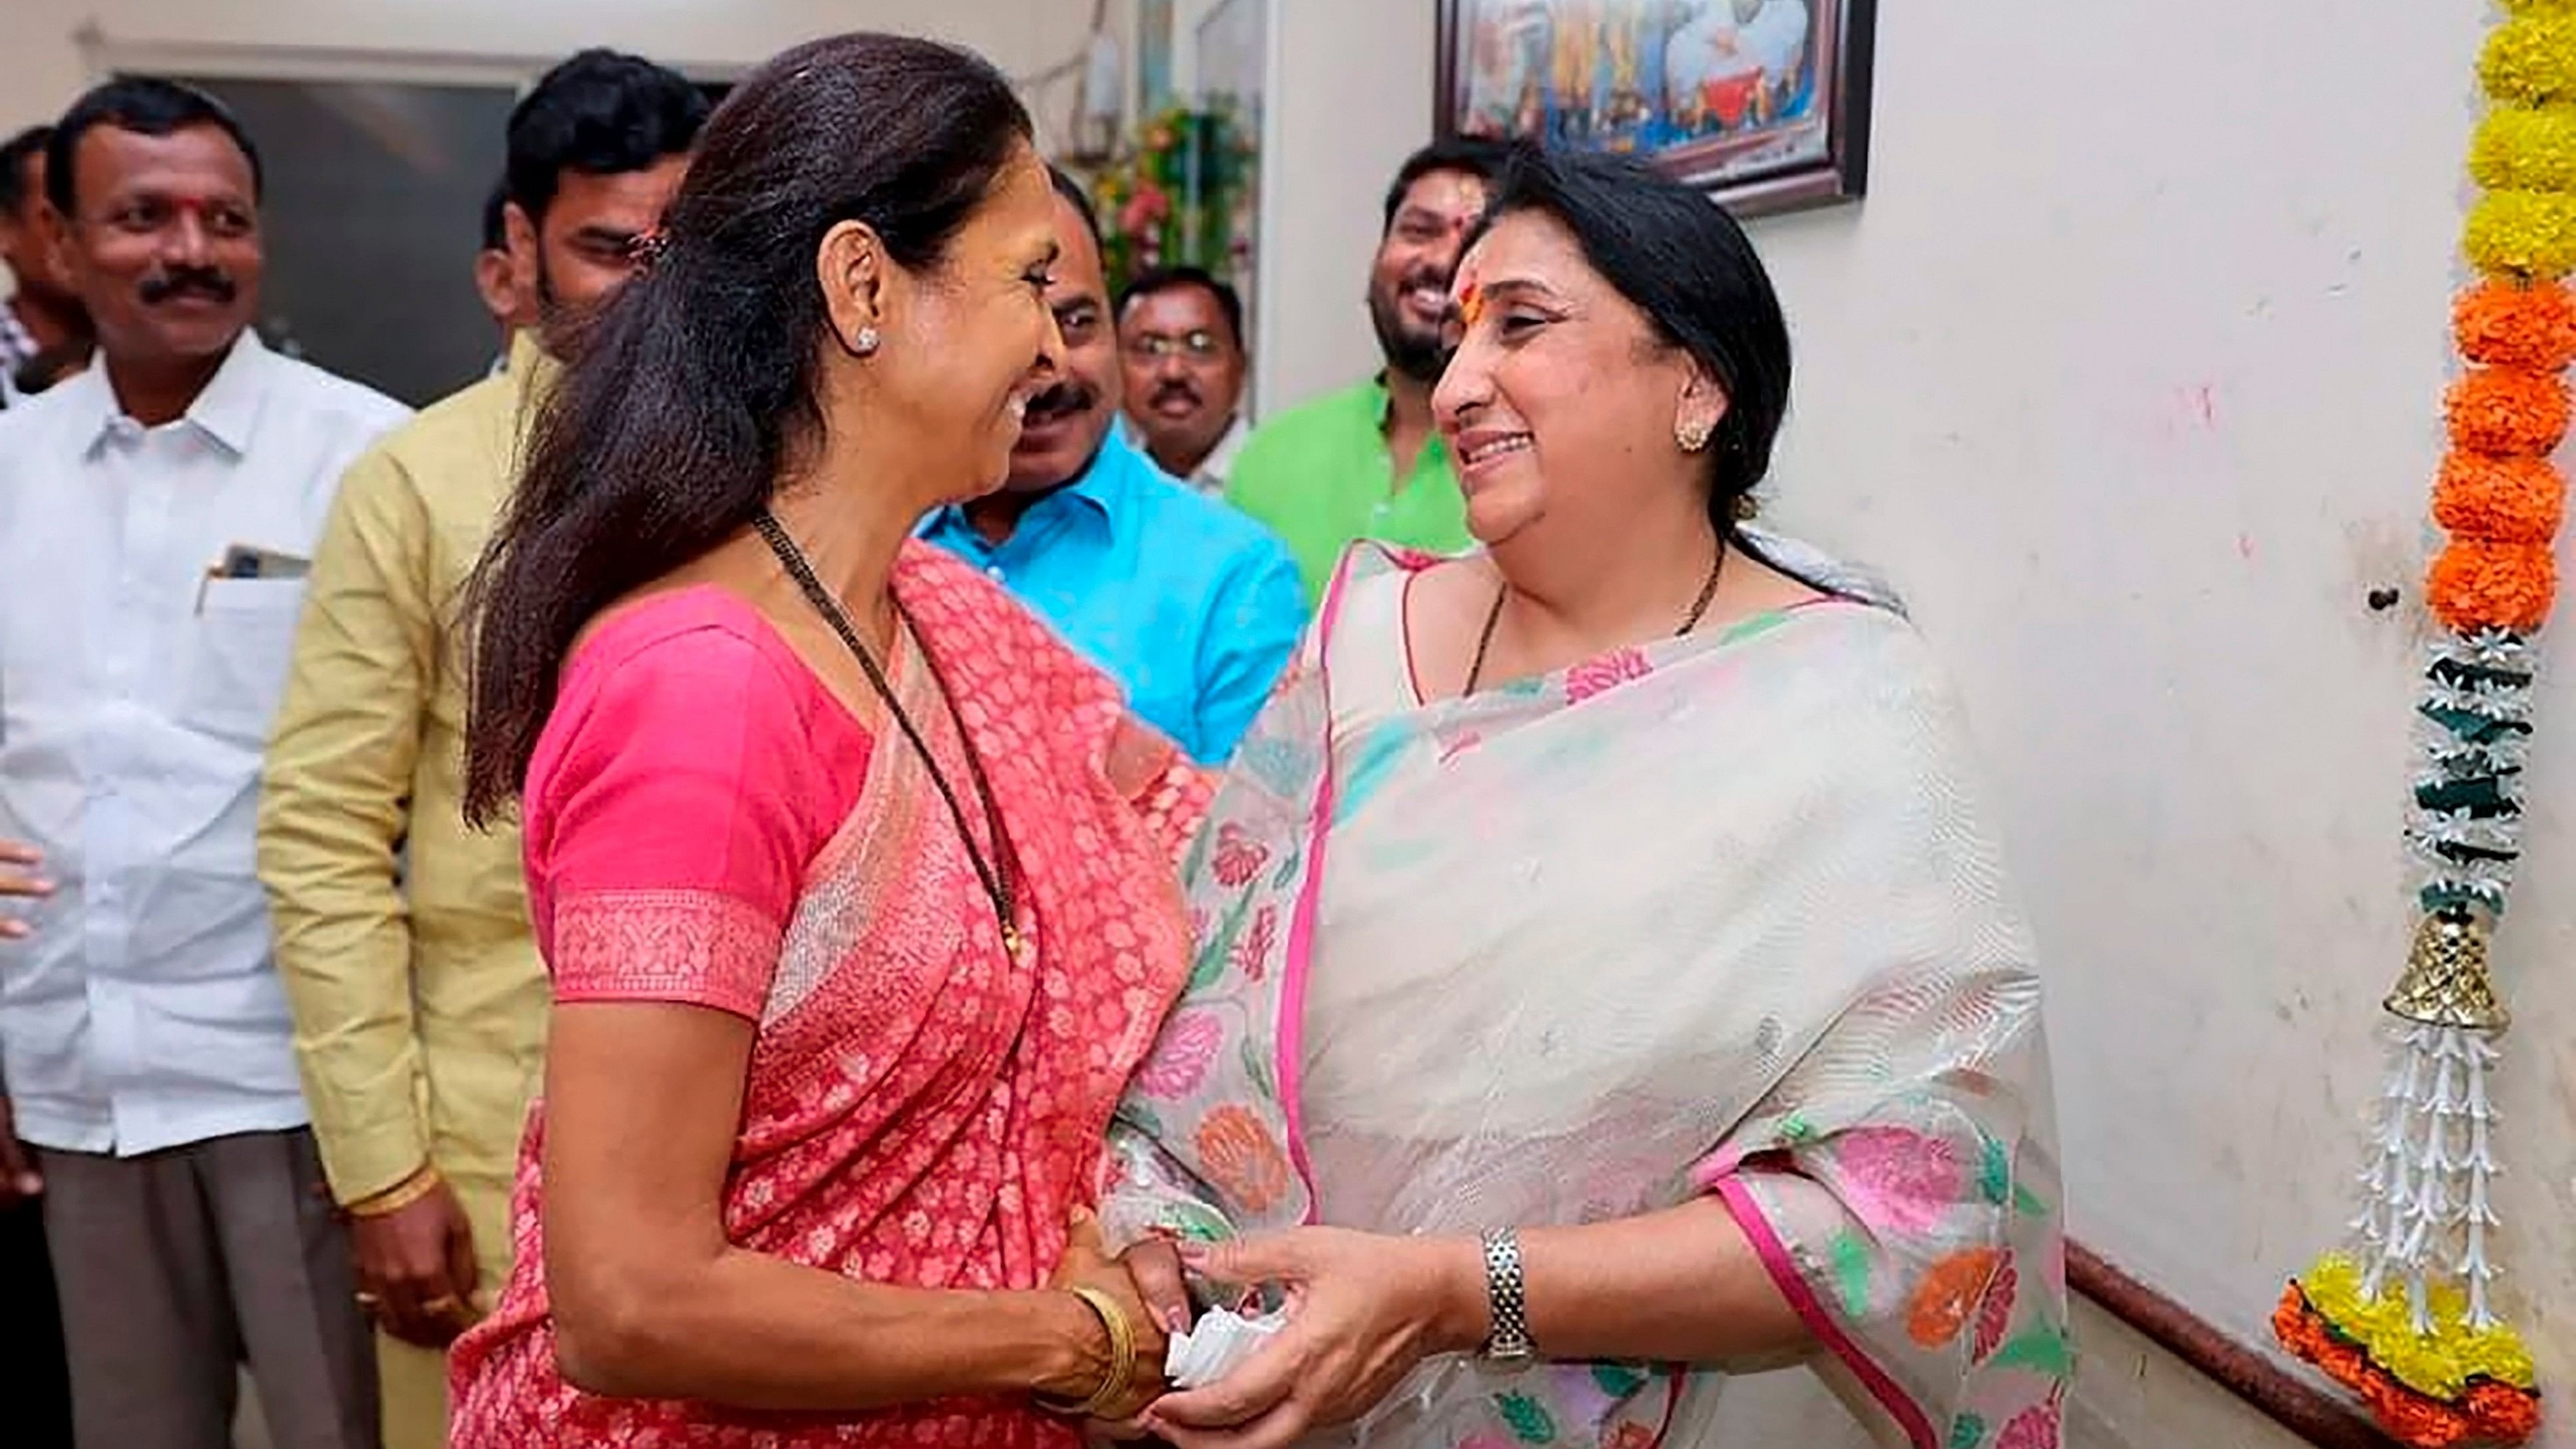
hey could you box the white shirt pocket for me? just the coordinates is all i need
[184,577,309,747]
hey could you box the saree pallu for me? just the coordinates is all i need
[1103,542,2070,1449]
[450,545,1210,1446]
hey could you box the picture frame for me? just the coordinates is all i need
[1435,0,1877,218]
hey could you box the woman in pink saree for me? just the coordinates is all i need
[1103,149,2069,1449]
[446,35,1204,1446]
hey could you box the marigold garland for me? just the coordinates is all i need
[2466,190,2576,277]
[2446,365,2574,454]
[2483,12,2576,105]
[2429,537,2559,632]
[2276,1279,2542,1448]
[2471,105,2576,194]
[2434,451,2569,544]
[2280,5,2558,1444]
[2454,278,2576,370]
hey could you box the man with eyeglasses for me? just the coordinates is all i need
[1115,265,1249,498]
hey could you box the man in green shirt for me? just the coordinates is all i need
[1227,139,1507,599]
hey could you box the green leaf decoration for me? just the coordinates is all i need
[2012,1181,2048,1217]
[1269,845,1302,891]
[1591,1362,1651,1399]
[1829,1230,1873,1317]
[2419,703,2530,745]
[1494,1392,1557,1444]
[1978,1135,2012,1205]
[1949,1412,1989,1449]
[2414,775,2519,816]
[1169,1201,1233,1243]
[1991,1323,2076,1378]
[1240,1036,1276,1100]
[1778,1112,1819,1146]
[1190,905,1248,993]
[1117,1103,1165,1139]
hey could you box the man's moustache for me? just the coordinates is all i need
[138,270,237,306]
[1152,383,1201,409]
[1024,383,1096,421]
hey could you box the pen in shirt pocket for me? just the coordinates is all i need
[195,543,312,615]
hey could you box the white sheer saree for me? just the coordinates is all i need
[1105,542,2069,1449]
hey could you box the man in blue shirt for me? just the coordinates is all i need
[922,168,1305,764]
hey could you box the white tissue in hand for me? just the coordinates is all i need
[1163,1305,1287,1389]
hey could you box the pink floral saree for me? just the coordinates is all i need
[1103,541,2070,1449]
[450,544,1210,1446]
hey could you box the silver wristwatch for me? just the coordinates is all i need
[1479,1227,1535,1364]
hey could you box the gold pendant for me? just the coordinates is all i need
[1004,921,1025,962]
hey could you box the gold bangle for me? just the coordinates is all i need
[345,1165,442,1219]
[1037,1285,1137,1418]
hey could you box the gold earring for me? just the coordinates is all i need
[1676,418,1714,453]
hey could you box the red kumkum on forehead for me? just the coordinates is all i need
[1457,273,1486,329]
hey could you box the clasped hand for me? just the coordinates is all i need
[1092,1227,1483,1449]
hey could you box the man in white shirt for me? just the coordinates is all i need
[1115,265,1251,498]
[0,78,407,1449]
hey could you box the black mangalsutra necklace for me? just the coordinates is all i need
[750,511,1022,960]
[1463,542,1728,696]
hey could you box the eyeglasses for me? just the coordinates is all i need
[1123,329,1229,361]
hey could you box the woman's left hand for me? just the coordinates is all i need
[1141,1227,1485,1449]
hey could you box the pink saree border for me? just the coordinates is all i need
[1713,1176,1938,1449]
[1270,544,1378,1225]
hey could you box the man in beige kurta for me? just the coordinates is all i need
[256,48,704,1449]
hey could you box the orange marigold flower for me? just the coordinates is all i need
[2366,1376,2479,1448]
[2446,365,2573,456]
[1905,1246,2002,1348]
[2455,278,2576,371]
[2463,1380,2544,1443]
[2428,537,2559,632]
[2433,451,2568,544]
[1193,1105,1292,1213]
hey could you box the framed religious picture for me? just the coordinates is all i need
[1435,0,1877,217]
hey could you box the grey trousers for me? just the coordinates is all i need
[35,1128,380,1449]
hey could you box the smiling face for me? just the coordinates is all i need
[1433,208,1724,550]
[1368,166,1488,382]
[822,144,1067,507]
[1004,188,1120,491]
[56,122,262,373]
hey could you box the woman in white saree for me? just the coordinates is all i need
[1102,147,2068,1449]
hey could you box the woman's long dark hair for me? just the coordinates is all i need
[461,33,1031,827]
[1468,145,1793,536]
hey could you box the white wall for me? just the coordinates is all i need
[1253,1,1437,417]
[1264,0,2572,1443]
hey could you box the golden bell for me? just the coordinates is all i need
[2384,911,2511,1031]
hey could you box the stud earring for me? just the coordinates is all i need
[1676,418,1714,453]
[850,325,882,357]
